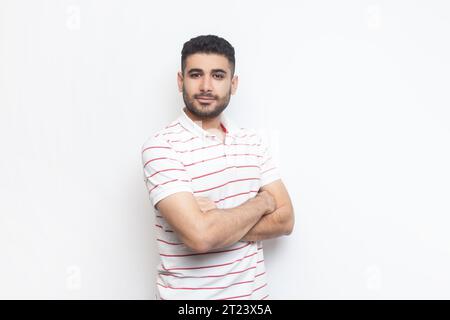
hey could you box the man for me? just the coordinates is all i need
[141,35,294,300]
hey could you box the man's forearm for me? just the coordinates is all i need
[202,193,273,251]
[241,205,294,242]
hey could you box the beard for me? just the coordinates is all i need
[182,86,231,119]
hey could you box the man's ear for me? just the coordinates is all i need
[177,71,184,92]
[231,75,238,95]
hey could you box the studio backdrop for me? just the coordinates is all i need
[1,0,450,299]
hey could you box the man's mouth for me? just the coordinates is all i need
[196,96,216,103]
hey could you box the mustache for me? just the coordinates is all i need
[194,94,216,99]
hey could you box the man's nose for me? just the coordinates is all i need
[200,75,213,92]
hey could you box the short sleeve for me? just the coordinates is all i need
[258,134,281,187]
[141,136,193,210]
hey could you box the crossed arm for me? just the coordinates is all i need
[195,179,294,242]
[241,179,294,241]
[156,179,295,253]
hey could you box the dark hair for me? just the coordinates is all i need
[181,35,235,76]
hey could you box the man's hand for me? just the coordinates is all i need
[195,192,276,215]
[194,196,217,213]
[241,179,295,242]
[256,190,277,215]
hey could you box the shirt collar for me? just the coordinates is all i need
[177,107,240,139]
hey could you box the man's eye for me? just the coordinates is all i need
[213,74,225,79]
[190,73,200,78]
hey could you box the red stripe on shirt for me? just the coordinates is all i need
[175,143,222,154]
[234,133,258,139]
[191,165,260,181]
[164,122,181,129]
[162,129,185,136]
[217,293,252,300]
[168,136,199,143]
[253,283,268,293]
[160,266,257,279]
[148,178,190,193]
[184,154,262,167]
[160,242,250,258]
[217,283,268,300]
[229,143,261,147]
[162,252,258,271]
[157,279,254,291]
[214,190,259,204]
[142,146,171,154]
[193,178,259,194]
[175,142,261,154]
[144,157,181,168]
[146,168,186,179]
[157,239,184,245]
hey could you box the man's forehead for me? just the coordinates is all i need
[185,53,231,71]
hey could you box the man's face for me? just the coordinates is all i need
[178,53,238,119]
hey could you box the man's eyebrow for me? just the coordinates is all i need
[187,68,227,74]
[211,69,227,74]
[187,68,203,74]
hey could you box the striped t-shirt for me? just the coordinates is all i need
[141,107,281,300]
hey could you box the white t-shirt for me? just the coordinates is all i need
[141,108,281,300]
